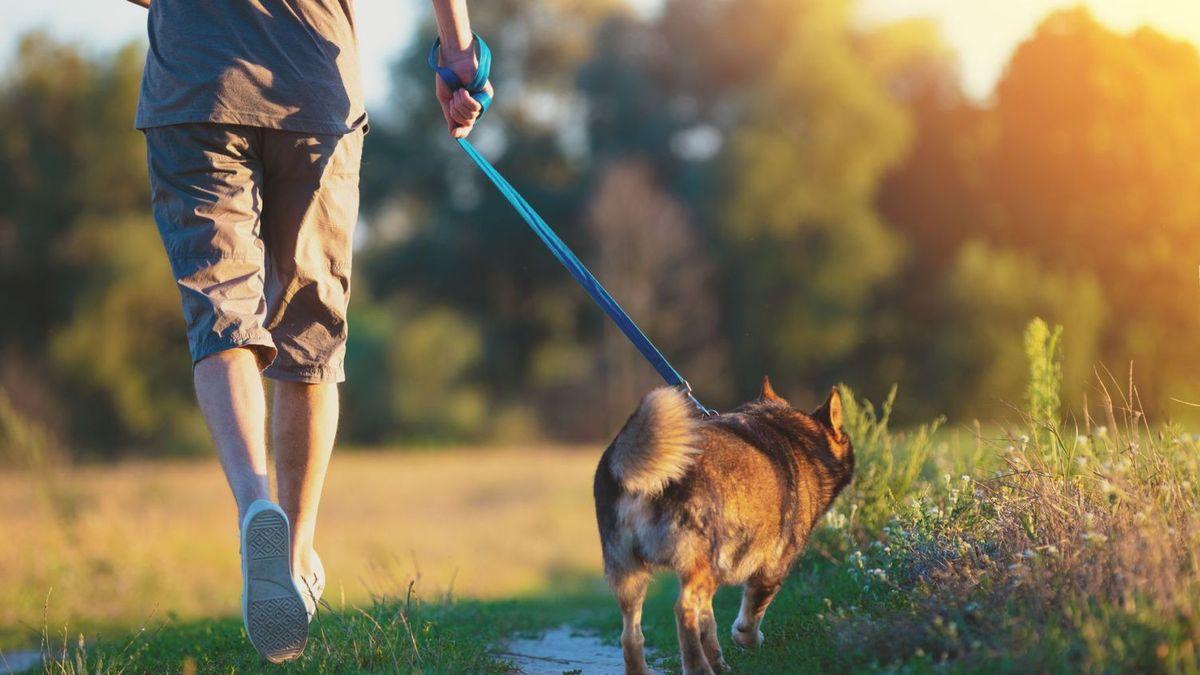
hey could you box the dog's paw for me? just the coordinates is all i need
[711,656,732,672]
[731,622,765,648]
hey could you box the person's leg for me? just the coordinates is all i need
[145,123,278,521]
[273,380,338,579]
[258,127,362,605]
[195,348,271,520]
[147,123,309,661]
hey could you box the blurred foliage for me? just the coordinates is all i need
[0,2,1197,457]
[986,8,1200,412]
[0,34,204,456]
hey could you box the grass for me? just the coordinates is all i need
[64,556,864,673]
[7,319,1200,673]
[73,583,614,673]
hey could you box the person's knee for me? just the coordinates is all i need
[196,345,268,373]
[274,378,339,405]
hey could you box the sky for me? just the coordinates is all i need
[3,1,1199,106]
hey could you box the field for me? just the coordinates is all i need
[6,325,1200,673]
[0,446,604,650]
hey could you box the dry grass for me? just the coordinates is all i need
[0,445,604,648]
[824,368,1200,672]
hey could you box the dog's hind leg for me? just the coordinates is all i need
[609,565,653,675]
[732,573,782,648]
[676,568,718,675]
[699,592,730,672]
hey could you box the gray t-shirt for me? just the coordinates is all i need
[136,0,367,135]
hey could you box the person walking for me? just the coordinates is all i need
[127,0,492,662]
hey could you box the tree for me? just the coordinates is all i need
[356,0,625,438]
[585,159,726,428]
[713,0,909,398]
[987,8,1200,413]
[0,34,200,455]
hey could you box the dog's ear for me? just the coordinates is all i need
[759,375,786,403]
[812,387,844,434]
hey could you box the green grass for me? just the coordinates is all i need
[78,587,609,673]
[66,544,1014,674]
[60,554,873,673]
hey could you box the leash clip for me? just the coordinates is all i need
[681,380,718,418]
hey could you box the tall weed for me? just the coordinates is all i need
[833,384,943,537]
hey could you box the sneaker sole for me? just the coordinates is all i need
[242,507,308,663]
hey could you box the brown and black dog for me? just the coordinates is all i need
[593,378,854,674]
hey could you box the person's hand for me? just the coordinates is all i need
[435,48,493,139]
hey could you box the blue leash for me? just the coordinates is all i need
[429,35,715,417]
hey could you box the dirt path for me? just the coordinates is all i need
[502,626,660,674]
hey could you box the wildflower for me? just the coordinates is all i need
[825,511,847,530]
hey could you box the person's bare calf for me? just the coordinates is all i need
[273,380,339,585]
[194,348,271,519]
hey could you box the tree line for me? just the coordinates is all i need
[1,0,1197,457]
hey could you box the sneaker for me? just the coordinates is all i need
[296,550,325,622]
[240,500,308,663]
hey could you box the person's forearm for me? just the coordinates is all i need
[126,0,150,8]
[430,0,473,57]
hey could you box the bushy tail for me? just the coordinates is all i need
[609,387,702,496]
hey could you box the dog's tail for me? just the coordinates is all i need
[609,387,702,497]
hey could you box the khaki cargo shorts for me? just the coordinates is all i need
[145,123,363,383]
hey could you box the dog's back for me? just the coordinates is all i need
[594,381,853,585]
[593,380,853,674]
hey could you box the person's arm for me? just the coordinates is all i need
[431,0,493,139]
[126,0,150,8]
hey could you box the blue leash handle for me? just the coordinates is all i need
[427,33,493,113]
[429,35,715,417]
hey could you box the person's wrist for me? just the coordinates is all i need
[439,44,475,67]
[438,28,474,60]
[440,46,478,83]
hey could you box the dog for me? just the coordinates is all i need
[593,377,854,674]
